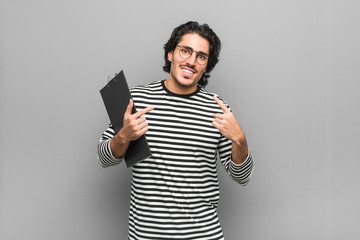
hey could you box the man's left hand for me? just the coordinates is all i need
[212,96,246,146]
[212,96,249,164]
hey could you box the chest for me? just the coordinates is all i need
[134,95,222,149]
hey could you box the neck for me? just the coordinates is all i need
[165,76,198,95]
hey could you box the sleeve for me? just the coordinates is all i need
[214,95,254,185]
[97,125,124,168]
[217,137,254,185]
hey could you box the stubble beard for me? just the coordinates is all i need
[170,71,198,90]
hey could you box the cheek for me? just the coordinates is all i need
[199,67,207,74]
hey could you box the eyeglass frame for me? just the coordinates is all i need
[176,45,209,65]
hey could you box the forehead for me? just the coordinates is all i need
[178,33,210,54]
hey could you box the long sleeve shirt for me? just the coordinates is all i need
[97,80,254,240]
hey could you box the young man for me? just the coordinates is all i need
[97,21,254,240]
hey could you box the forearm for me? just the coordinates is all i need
[231,140,249,165]
[97,126,126,168]
[109,131,130,159]
[229,135,254,185]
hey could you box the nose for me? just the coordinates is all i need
[186,52,197,66]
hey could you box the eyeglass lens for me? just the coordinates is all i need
[178,46,208,65]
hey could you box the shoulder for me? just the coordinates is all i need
[131,80,162,92]
[196,87,230,108]
[130,80,164,96]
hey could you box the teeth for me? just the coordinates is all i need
[183,69,193,74]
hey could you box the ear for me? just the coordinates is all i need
[167,51,173,62]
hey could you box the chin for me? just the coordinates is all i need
[177,78,197,87]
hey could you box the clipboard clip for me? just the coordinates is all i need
[107,73,119,84]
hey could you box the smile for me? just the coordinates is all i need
[181,67,195,77]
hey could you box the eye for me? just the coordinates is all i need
[182,49,190,54]
[198,54,207,60]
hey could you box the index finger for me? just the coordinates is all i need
[133,105,155,119]
[213,96,229,113]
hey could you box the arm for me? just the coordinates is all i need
[212,96,254,185]
[97,125,122,168]
[97,99,154,167]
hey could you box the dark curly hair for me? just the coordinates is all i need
[163,21,221,88]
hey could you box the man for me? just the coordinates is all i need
[97,21,254,240]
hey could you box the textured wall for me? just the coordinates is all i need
[1,0,359,239]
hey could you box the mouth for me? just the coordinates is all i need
[180,66,196,77]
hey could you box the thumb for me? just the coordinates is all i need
[124,99,133,117]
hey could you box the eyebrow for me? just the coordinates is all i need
[182,45,209,56]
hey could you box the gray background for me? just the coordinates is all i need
[1,0,359,239]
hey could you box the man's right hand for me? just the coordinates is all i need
[110,99,154,159]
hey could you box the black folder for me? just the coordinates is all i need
[100,70,151,167]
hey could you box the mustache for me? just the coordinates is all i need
[180,63,197,73]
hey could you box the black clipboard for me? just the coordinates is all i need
[100,70,151,167]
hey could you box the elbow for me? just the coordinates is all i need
[236,177,251,186]
[97,153,109,168]
[229,159,254,186]
[232,173,253,186]
[97,140,115,168]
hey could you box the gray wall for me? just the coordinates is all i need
[1,0,359,239]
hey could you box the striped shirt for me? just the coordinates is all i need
[97,80,254,240]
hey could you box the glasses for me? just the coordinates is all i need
[176,45,209,65]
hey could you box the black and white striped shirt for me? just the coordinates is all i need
[97,80,254,240]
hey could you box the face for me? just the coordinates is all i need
[167,33,209,94]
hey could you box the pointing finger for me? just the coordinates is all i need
[213,96,229,113]
[133,105,155,119]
